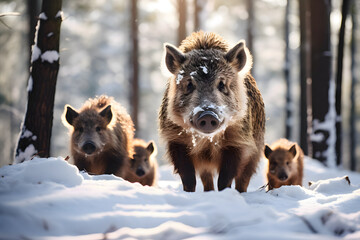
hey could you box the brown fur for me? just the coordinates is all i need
[125,139,158,186]
[62,95,134,178]
[264,138,304,190]
[159,31,265,192]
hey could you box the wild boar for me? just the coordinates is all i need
[159,31,265,192]
[62,95,134,177]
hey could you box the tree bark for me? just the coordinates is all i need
[335,0,351,166]
[27,0,40,63]
[177,0,187,46]
[194,0,202,31]
[299,0,312,156]
[130,0,139,134]
[284,0,292,140]
[310,0,333,166]
[15,0,63,163]
[246,0,254,54]
[350,2,357,171]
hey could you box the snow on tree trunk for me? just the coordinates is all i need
[335,0,351,167]
[14,1,63,163]
[27,0,40,67]
[309,0,336,168]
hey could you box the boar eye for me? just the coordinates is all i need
[96,126,101,132]
[218,81,225,92]
[186,81,195,94]
[286,161,290,166]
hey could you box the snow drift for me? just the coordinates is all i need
[0,156,359,240]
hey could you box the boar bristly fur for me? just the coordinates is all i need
[62,95,134,177]
[125,138,158,186]
[264,138,304,190]
[159,31,265,192]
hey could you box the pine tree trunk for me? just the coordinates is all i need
[246,0,254,54]
[27,0,40,65]
[15,0,63,163]
[310,0,334,166]
[130,0,139,134]
[335,0,351,166]
[350,2,357,171]
[284,0,292,140]
[299,0,312,156]
[178,0,187,46]
[194,0,202,31]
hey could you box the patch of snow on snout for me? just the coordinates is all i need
[184,104,232,146]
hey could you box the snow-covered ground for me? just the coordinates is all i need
[0,157,360,240]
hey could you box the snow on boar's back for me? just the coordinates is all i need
[62,95,134,177]
[159,31,265,192]
[264,138,304,190]
[125,138,158,186]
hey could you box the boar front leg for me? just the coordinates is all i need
[168,142,196,192]
[235,153,259,192]
[218,147,241,191]
[200,171,214,191]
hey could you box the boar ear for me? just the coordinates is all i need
[99,105,113,125]
[225,41,252,73]
[289,144,297,157]
[164,44,186,74]
[264,145,273,159]
[64,105,79,126]
[146,141,156,155]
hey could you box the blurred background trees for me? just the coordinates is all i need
[0,0,359,171]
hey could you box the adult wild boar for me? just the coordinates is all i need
[159,31,265,192]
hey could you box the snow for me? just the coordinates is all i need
[20,128,37,141]
[200,66,208,74]
[41,50,60,63]
[176,70,184,85]
[13,144,37,164]
[1,156,360,239]
[55,10,64,20]
[311,79,337,168]
[31,45,41,63]
[27,76,33,92]
[39,12,47,20]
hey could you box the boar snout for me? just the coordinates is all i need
[278,171,288,181]
[136,167,145,177]
[82,141,96,155]
[193,110,220,134]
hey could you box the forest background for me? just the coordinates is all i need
[0,0,359,171]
